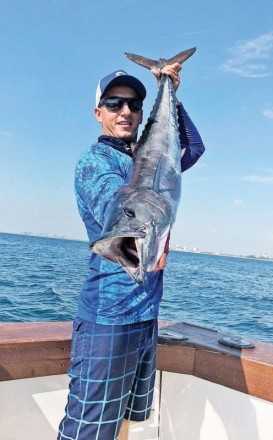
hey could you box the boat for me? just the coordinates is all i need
[1,320,273,439]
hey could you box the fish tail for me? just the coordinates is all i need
[125,47,196,70]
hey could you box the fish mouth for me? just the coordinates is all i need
[120,236,139,266]
[91,228,156,284]
[91,223,170,284]
[90,230,145,269]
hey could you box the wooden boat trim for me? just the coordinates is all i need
[1,321,273,403]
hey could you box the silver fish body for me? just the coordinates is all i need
[91,48,196,283]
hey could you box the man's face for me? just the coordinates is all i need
[95,85,143,142]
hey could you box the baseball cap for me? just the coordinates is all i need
[95,70,146,107]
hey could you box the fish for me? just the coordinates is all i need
[90,48,196,284]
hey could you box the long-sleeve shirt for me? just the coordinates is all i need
[75,103,205,324]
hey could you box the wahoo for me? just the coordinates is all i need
[91,48,196,283]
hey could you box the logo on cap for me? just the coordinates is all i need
[115,71,126,77]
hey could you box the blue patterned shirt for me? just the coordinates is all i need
[75,104,205,324]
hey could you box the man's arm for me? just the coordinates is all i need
[177,103,205,172]
[75,147,128,228]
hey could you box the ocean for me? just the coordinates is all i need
[0,232,272,344]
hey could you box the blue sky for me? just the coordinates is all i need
[1,0,273,257]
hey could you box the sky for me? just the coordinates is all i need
[0,0,273,257]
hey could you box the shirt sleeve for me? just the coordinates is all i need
[75,147,129,228]
[177,103,205,172]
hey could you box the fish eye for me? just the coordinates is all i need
[124,208,135,218]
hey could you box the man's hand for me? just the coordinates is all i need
[151,62,182,92]
[152,252,168,271]
[152,232,170,272]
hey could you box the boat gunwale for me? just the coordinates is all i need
[1,321,273,403]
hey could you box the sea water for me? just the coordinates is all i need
[0,232,272,344]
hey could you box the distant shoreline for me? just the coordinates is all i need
[0,231,272,262]
[170,247,273,262]
[0,231,88,244]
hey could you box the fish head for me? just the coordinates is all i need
[90,187,172,284]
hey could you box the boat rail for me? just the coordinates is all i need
[0,321,273,403]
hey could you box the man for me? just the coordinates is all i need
[58,63,205,440]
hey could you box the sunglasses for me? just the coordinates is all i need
[98,96,143,112]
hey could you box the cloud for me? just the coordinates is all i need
[221,32,273,77]
[241,175,273,184]
[263,107,273,120]
[234,199,242,207]
[0,131,13,138]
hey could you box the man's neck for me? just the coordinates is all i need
[98,135,134,156]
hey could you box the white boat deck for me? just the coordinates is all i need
[1,372,273,439]
[0,373,159,439]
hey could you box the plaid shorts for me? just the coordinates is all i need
[58,318,157,440]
